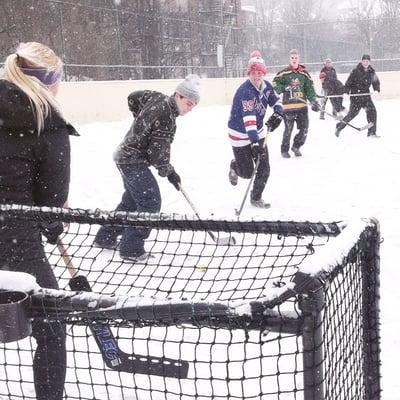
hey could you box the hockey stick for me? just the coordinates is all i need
[322,108,374,132]
[316,92,378,99]
[297,97,373,132]
[234,128,271,218]
[56,240,189,378]
[179,185,236,245]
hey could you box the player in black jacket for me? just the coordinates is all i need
[0,42,79,400]
[94,75,200,260]
[319,58,346,119]
[335,54,380,137]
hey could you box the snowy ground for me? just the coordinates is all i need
[70,97,400,399]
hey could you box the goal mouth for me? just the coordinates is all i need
[0,205,381,400]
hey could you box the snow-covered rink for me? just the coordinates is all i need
[68,96,398,399]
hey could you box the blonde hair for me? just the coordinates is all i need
[0,42,63,133]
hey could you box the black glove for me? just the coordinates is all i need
[265,112,283,132]
[250,142,265,159]
[311,101,320,112]
[40,221,63,244]
[167,170,181,191]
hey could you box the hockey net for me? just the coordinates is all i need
[0,205,381,400]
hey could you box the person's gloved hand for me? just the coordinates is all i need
[265,112,283,132]
[250,142,265,159]
[167,170,181,191]
[40,222,63,244]
[311,101,320,112]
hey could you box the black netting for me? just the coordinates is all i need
[0,206,380,400]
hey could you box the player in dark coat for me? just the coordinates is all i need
[0,42,79,400]
[335,54,380,137]
[94,75,200,260]
[319,58,346,119]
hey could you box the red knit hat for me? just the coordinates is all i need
[246,50,267,75]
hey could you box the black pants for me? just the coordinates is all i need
[0,231,66,400]
[337,96,377,135]
[326,96,345,114]
[281,109,309,153]
[320,91,345,115]
[231,140,270,201]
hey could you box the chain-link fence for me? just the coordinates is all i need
[0,0,399,81]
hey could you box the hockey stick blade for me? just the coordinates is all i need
[179,186,236,245]
[206,230,236,245]
[359,122,374,131]
[90,323,188,378]
[216,235,236,245]
[68,263,189,378]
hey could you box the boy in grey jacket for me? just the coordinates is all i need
[94,75,200,260]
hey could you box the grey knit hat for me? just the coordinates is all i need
[175,74,201,104]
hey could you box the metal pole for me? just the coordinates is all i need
[300,286,325,400]
[362,219,381,400]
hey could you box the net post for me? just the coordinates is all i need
[362,218,381,400]
[299,278,325,400]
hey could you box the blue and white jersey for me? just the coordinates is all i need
[228,79,283,147]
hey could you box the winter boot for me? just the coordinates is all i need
[228,160,238,186]
[281,151,291,158]
[250,191,271,209]
[335,122,344,137]
[291,146,302,157]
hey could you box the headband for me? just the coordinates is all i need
[21,67,63,86]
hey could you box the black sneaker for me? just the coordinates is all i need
[121,252,155,263]
[291,147,302,157]
[250,198,271,209]
[228,163,238,186]
[281,151,291,158]
[93,240,119,250]
[335,127,342,137]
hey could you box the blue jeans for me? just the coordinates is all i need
[94,163,161,257]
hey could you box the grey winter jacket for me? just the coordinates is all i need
[114,90,180,177]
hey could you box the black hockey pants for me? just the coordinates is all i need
[337,96,377,135]
[231,139,270,201]
[281,109,309,153]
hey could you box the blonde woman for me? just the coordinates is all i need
[0,42,78,400]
